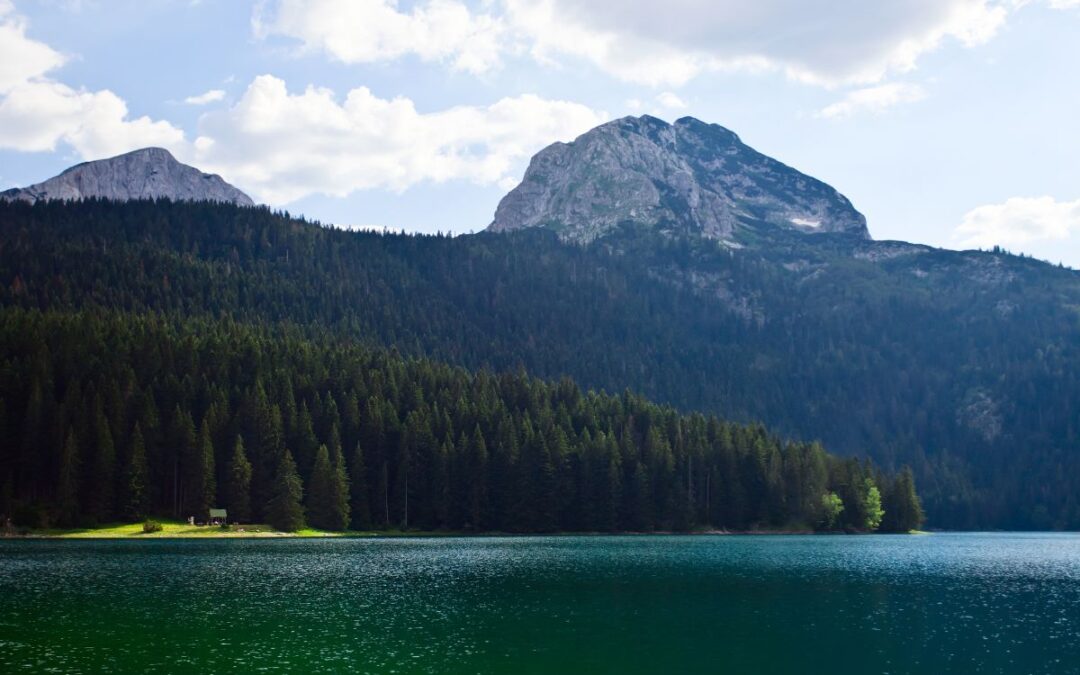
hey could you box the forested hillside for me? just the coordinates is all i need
[0,309,920,533]
[1,199,1075,528]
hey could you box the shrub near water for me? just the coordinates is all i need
[142,520,163,534]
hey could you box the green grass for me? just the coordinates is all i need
[29,520,353,539]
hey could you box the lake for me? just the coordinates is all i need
[1,533,1079,673]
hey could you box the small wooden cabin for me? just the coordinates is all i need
[209,508,227,525]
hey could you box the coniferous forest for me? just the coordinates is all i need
[7,198,1074,529]
[0,310,921,532]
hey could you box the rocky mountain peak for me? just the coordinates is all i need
[1,147,254,206]
[489,115,868,243]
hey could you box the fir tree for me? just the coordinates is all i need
[56,428,80,526]
[267,449,305,532]
[226,435,252,523]
[349,441,372,530]
[122,424,150,521]
[467,425,488,530]
[169,406,197,518]
[194,419,217,518]
[308,443,350,531]
[882,467,924,532]
[330,440,351,530]
[88,402,116,523]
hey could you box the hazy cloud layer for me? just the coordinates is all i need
[818,83,927,119]
[184,89,226,105]
[955,196,1080,247]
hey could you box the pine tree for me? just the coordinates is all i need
[194,420,217,518]
[122,424,150,521]
[292,402,320,478]
[882,467,924,532]
[349,441,372,530]
[267,449,305,532]
[467,425,488,530]
[603,445,623,532]
[169,406,197,518]
[330,439,351,530]
[246,384,283,521]
[88,402,116,522]
[225,435,252,523]
[56,428,80,526]
[308,443,350,531]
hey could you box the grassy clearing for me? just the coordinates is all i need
[27,520,352,539]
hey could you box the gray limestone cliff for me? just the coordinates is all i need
[1,147,254,206]
[489,115,868,243]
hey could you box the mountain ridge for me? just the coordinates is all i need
[489,114,869,243]
[0,147,254,206]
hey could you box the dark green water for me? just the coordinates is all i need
[2,534,1079,674]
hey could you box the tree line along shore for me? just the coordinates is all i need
[0,310,924,535]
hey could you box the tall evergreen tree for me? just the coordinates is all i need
[349,441,372,530]
[193,419,217,518]
[267,449,305,532]
[225,435,252,523]
[122,424,150,521]
[168,406,197,518]
[307,444,350,531]
[881,467,924,532]
[88,402,116,522]
[56,428,80,526]
[467,425,489,530]
[330,440,351,530]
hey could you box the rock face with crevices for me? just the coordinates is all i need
[489,115,868,243]
[1,147,254,206]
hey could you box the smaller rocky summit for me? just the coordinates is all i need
[1,147,254,206]
[490,115,868,243]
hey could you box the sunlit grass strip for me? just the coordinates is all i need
[31,520,351,538]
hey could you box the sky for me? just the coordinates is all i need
[2,0,1080,266]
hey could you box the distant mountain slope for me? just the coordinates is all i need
[490,115,868,243]
[0,147,254,206]
[2,200,1079,529]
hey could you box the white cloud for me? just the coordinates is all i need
[0,2,185,159]
[655,92,687,110]
[184,89,226,105]
[818,82,927,119]
[954,196,1080,247]
[191,74,605,203]
[0,0,66,93]
[252,0,1015,88]
[0,80,184,157]
[1047,0,1080,8]
[508,0,1009,87]
[254,0,505,74]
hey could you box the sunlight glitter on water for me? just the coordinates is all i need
[2,533,1080,674]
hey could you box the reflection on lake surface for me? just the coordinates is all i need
[2,533,1079,673]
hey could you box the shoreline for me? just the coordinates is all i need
[3,521,925,540]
